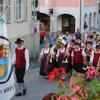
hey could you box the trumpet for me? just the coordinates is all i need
[85,47,93,55]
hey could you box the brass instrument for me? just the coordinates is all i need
[85,47,94,57]
[93,31,100,42]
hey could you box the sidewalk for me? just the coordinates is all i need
[29,58,39,69]
[25,58,40,75]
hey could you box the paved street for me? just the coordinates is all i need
[10,59,70,100]
[10,67,70,100]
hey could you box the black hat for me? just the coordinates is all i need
[75,42,81,46]
[96,44,100,49]
[71,40,75,43]
[15,38,24,44]
[75,39,81,46]
[86,41,92,45]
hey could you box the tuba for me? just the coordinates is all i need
[93,31,100,42]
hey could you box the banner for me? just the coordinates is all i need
[0,17,15,100]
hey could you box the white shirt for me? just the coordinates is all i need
[62,48,70,63]
[40,48,50,56]
[59,47,66,53]
[50,45,59,62]
[71,48,86,58]
[90,49,100,63]
[12,46,29,70]
[39,48,50,60]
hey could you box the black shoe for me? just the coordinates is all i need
[23,88,27,95]
[15,93,22,96]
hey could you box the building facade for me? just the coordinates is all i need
[97,0,100,31]
[38,0,98,33]
[0,0,40,58]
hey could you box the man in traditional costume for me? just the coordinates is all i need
[12,38,29,96]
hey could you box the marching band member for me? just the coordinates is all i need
[48,38,66,72]
[85,42,94,65]
[71,42,87,73]
[66,40,75,74]
[90,44,100,68]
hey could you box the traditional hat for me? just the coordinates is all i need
[71,40,75,43]
[75,39,81,46]
[14,38,24,44]
[96,44,100,49]
[75,41,81,46]
[75,42,81,46]
[86,41,92,45]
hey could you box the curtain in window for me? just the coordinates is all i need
[14,0,27,21]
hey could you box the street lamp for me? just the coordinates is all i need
[49,8,54,33]
[80,0,82,32]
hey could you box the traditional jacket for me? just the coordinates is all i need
[15,48,26,68]
[12,46,29,69]
[93,52,100,67]
[72,48,86,64]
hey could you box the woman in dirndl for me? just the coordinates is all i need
[39,42,50,76]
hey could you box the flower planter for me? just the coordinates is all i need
[70,72,85,93]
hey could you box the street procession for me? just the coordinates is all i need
[39,29,100,100]
[0,0,100,100]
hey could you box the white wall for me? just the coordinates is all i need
[57,16,62,31]
[82,6,98,32]
[2,0,40,58]
[39,7,80,32]
[7,0,32,38]
[97,13,100,31]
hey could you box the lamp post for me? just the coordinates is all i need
[80,0,82,32]
[32,0,39,59]
[49,8,54,33]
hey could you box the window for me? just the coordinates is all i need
[14,0,27,22]
[0,0,3,13]
[6,0,11,24]
[98,3,100,13]
[33,0,38,7]
[84,14,88,29]
[93,13,96,28]
[89,13,92,28]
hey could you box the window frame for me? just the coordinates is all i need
[0,0,3,13]
[14,0,27,22]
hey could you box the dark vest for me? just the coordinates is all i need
[73,49,83,64]
[15,48,26,68]
[93,52,100,67]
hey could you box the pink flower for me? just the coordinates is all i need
[86,67,97,79]
[72,86,80,93]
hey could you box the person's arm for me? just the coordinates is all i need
[12,50,16,66]
[89,50,94,65]
[39,48,44,61]
[82,50,87,65]
[71,51,74,65]
[82,50,86,57]
[56,49,59,62]
[25,49,29,70]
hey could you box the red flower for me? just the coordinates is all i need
[48,67,67,82]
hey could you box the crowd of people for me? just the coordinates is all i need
[39,29,100,79]
[11,29,100,97]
